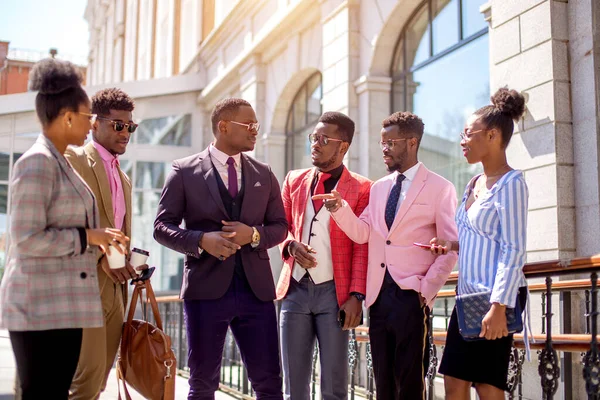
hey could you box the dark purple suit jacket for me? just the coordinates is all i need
[153,148,288,301]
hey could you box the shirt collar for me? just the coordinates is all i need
[93,141,119,165]
[209,143,241,167]
[396,162,421,182]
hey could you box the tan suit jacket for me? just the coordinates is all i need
[65,142,132,300]
[65,141,133,400]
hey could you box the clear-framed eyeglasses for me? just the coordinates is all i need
[379,138,409,150]
[308,133,344,146]
[229,121,260,132]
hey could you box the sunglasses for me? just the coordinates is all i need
[308,133,344,146]
[229,120,260,132]
[78,112,98,124]
[97,116,138,133]
[459,129,484,140]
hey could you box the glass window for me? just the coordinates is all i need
[432,0,459,55]
[132,190,183,291]
[0,153,9,181]
[392,0,489,196]
[135,161,171,189]
[462,0,489,38]
[136,114,192,146]
[285,72,322,172]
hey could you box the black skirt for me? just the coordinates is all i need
[438,288,527,391]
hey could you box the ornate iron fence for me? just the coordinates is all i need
[145,255,600,399]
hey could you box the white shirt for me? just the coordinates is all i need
[209,144,242,192]
[389,162,421,213]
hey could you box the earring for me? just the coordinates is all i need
[67,120,72,128]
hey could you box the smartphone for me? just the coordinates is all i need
[130,266,155,284]
[338,310,346,328]
[413,242,432,249]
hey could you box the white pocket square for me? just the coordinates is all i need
[254,182,262,187]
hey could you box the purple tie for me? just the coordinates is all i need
[226,157,238,198]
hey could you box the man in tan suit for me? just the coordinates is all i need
[66,88,145,399]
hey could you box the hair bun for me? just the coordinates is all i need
[28,58,83,95]
[491,87,526,121]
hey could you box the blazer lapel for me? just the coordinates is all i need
[296,168,317,239]
[390,165,428,232]
[200,149,229,218]
[84,143,115,228]
[240,155,257,221]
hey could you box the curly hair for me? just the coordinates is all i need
[382,111,425,145]
[28,58,87,126]
[318,111,355,145]
[211,98,252,135]
[91,88,135,116]
[474,87,526,147]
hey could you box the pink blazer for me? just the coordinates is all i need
[331,164,459,308]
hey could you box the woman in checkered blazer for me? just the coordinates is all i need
[0,58,129,400]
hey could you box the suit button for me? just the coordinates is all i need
[380,263,385,268]
[386,240,391,245]
[80,272,87,279]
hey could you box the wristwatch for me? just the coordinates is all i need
[250,227,260,248]
[350,292,365,302]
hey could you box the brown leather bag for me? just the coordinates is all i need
[117,280,176,400]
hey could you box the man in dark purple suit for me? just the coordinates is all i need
[154,98,287,400]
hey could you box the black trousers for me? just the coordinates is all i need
[369,272,428,400]
[10,328,83,400]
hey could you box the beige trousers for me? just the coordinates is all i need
[69,270,125,400]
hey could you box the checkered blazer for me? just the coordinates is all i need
[276,166,372,306]
[0,135,104,331]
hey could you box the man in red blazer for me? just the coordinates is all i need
[276,111,371,400]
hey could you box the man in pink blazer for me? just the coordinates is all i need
[314,111,459,399]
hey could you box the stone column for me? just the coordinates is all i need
[489,1,574,397]
[354,76,391,180]
[239,55,266,161]
[319,0,361,172]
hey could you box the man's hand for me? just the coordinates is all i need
[221,221,253,246]
[288,241,317,269]
[101,257,137,284]
[311,189,343,213]
[339,296,363,330]
[480,303,509,340]
[200,231,241,260]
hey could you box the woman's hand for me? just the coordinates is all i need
[480,303,509,340]
[86,228,129,255]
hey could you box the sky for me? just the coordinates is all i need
[0,0,89,64]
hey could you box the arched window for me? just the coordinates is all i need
[285,72,322,172]
[392,0,489,192]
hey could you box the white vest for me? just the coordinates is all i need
[292,195,334,284]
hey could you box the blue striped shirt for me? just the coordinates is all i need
[456,170,528,307]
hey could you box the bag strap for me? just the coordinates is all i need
[116,358,133,400]
[143,280,164,330]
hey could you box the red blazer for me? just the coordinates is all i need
[276,166,372,306]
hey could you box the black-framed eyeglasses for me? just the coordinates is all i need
[97,116,138,133]
[379,138,409,150]
[308,133,344,146]
[229,120,260,132]
[459,129,484,140]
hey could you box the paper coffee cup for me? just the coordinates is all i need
[106,243,126,270]
[130,247,149,274]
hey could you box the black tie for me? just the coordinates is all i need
[385,174,406,230]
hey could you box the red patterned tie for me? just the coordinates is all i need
[312,171,332,213]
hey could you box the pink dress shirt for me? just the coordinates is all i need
[93,141,126,230]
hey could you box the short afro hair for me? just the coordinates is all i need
[382,111,424,145]
[318,111,355,145]
[211,98,252,135]
[29,58,88,126]
[91,88,135,116]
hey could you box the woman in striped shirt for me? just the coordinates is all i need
[428,87,528,399]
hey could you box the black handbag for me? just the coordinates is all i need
[455,291,523,341]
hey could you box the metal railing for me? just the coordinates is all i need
[147,254,600,399]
